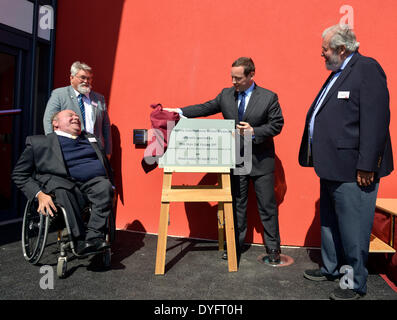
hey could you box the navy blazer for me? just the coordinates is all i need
[181,84,284,176]
[299,52,393,181]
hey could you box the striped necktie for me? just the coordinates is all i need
[77,94,86,127]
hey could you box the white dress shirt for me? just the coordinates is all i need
[73,88,94,134]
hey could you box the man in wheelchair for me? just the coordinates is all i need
[12,109,114,256]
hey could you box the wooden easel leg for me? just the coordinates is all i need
[217,203,225,251]
[155,202,170,275]
[224,202,237,272]
[155,172,173,275]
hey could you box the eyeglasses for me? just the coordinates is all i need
[74,75,93,82]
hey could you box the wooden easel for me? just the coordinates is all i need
[154,166,237,275]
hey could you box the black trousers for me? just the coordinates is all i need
[53,176,114,240]
[231,172,280,252]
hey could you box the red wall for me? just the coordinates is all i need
[54,0,397,247]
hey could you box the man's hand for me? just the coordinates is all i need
[357,170,375,187]
[37,191,57,217]
[236,122,254,136]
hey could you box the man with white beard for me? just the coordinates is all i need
[298,24,393,300]
[43,61,112,156]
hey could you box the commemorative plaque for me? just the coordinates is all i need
[159,118,235,170]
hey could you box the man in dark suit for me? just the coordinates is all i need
[165,57,284,263]
[299,24,393,300]
[13,110,114,255]
[43,61,112,157]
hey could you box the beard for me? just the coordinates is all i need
[77,83,92,94]
[325,51,343,71]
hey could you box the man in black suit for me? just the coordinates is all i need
[165,57,284,263]
[299,24,393,300]
[13,110,114,255]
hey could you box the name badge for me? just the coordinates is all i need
[92,101,98,107]
[337,91,350,99]
[88,137,97,143]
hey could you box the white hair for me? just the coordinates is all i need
[322,24,360,53]
[70,61,92,76]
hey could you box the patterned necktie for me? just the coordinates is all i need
[77,94,86,127]
[238,91,246,122]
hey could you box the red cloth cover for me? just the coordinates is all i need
[145,104,180,158]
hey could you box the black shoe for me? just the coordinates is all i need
[303,269,338,282]
[267,248,281,264]
[221,251,228,260]
[75,240,96,255]
[330,287,365,300]
[88,238,111,251]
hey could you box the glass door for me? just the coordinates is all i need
[0,44,23,222]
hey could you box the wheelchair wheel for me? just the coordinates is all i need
[21,199,50,265]
[57,257,67,278]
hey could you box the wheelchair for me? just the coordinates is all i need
[21,197,115,278]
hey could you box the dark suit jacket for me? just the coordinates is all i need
[12,132,114,201]
[299,52,393,181]
[43,86,112,155]
[181,84,284,176]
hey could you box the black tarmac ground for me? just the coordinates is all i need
[0,221,396,315]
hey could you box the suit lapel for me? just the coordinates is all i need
[68,86,87,130]
[229,90,239,121]
[316,53,360,115]
[242,85,259,121]
[305,72,335,123]
[89,91,97,125]
[84,132,109,177]
[68,86,80,112]
[48,133,68,175]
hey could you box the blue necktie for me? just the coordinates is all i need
[77,94,86,127]
[238,91,246,122]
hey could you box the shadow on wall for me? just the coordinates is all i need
[54,0,126,211]
[183,155,288,244]
[110,124,123,207]
[244,155,287,246]
[305,199,321,248]
[53,0,125,102]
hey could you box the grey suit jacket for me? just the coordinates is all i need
[12,132,114,201]
[43,86,112,155]
[181,84,284,175]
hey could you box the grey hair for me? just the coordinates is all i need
[322,24,360,53]
[70,61,92,76]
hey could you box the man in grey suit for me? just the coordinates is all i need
[165,57,284,263]
[13,110,114,255]
[43,61,112,156]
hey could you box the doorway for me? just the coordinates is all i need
[0,44,24,222]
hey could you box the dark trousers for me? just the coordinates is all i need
[231,172,280,252]
[53,176,114,240]
[319,179,379,295]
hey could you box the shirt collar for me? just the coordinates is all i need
[55,130,79,139]
[72,87,90,99]
[240,81,255,96]
[339,52,355,71]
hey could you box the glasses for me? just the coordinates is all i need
[74,75,93,82]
